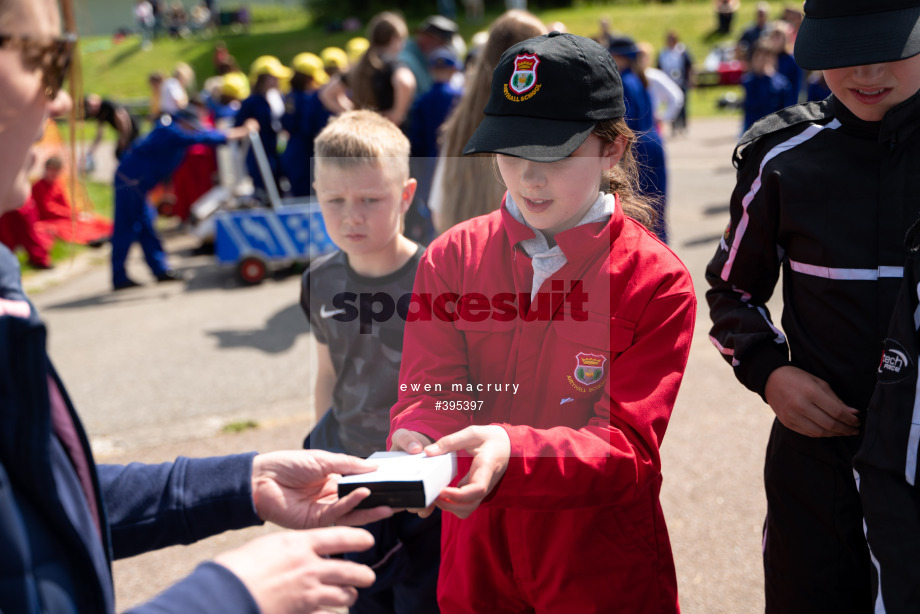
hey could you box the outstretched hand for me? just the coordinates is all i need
[251,450,393,529]
[765,365,861,437]
[423,425,511,519]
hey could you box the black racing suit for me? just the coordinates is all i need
[854,218,920,614]
[706,91,920,614]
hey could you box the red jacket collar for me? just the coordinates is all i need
[500,192,624,260]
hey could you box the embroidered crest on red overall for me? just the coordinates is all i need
[509,53,540,95]
[573,352,606,385]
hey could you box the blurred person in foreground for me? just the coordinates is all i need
[0,2,393,613]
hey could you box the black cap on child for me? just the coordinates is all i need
[463,31,625,162]
[794,0,920,70]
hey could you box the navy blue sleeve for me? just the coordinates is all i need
[98,453,263,560]
[408,96,426,158]
[162,122,227,149]
[234,98,252,127]
[191,127,229,147]
[124,562,259,614]
[281,109,297,135]
[281,93,301,135]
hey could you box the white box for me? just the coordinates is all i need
[338,451,458,508]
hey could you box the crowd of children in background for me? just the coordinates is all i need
[0,4,834,282]
[135,0,226,49]
[733,3,831,131]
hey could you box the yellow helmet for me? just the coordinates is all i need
[321,46,351,72]
[249,55,293,85]
[292,52,329,85]
[345,37,369,63]
[219,71,250,100]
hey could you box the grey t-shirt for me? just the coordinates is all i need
[301,245,424,457]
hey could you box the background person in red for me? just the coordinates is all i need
[389,32,695,613]
[31,155,111,245]
[0,195,53,269]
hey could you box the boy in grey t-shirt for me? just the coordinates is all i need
[300,110,440,614]
[302,247,422,457]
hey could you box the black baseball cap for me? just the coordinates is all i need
[419,15,458,40]
[607,35,640,58]
[794,0,920,70]
[463,31,625,162]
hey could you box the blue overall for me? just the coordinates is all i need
[112,118,226,287]
[621,68,669,243]
[281,90,333,197]
[235,94,279,194]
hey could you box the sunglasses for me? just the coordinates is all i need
[0,32,77,100]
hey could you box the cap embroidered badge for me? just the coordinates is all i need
[506,53,541,100]
[463,31,625,162]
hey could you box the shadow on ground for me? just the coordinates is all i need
[206,302,309,353]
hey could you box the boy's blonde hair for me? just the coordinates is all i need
[314,110,411,181]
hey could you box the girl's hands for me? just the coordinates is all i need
[424,425,512,519]
[391,426,512,518]
[390,429,434,455]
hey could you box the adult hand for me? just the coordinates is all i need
[764,365,861,437]
[424,425,511,519]
[242,117,260,133]
[214,527,375,614]
[252,450,393,529]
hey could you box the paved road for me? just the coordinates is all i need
[30,116,776,612]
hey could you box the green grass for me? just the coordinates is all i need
[76,0,790,118]
[221,419,260,434]
[85,179,114,218]
[79,5,312,102]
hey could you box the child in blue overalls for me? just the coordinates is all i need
[111,110,257,290]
